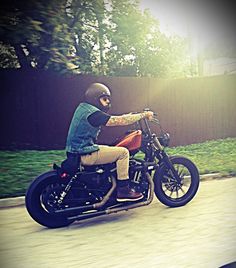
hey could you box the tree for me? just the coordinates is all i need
[0,0,192,77]
[0,42,19,68]
[0,0,77,71]
[106,1,190,77]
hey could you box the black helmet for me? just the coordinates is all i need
[85,83,111,112]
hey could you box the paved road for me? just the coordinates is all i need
[0,178,236,268]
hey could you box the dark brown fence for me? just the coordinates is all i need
[0,69,235,150]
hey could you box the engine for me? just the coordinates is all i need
[129,159,149,196]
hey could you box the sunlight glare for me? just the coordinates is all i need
[139,0,233,58]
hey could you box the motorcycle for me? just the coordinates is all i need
[25,111,200,228]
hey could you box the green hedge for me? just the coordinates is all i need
[0,138,235,198]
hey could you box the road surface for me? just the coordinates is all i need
[0,177,236,268]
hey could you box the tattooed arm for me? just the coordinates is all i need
[106,111,153,126]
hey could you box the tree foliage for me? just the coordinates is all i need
[0,0,191,77]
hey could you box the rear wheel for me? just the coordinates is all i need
[25,171,75,228]
[154,156,199,207]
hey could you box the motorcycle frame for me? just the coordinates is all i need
[52,116,181,221]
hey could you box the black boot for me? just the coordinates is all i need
[117,185,143,202]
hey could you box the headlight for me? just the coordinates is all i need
[159,132,170,147]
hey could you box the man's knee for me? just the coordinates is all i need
[119,147,130,159]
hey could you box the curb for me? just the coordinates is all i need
[199,173,222,181]
[0,196,25,209]
[0,173,225,209]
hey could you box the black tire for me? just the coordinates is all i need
[154,156,200,207]
[25,171,75,228]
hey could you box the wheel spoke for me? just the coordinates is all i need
[178,167,185,178]
[169,189,174,197]
[162,176,190,199]
[175,186,179,198]
[163,174,176,183]
[179,186,186,194]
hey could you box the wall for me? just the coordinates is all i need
[0,69,235,149]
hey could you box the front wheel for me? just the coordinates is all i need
[154,156,200,207]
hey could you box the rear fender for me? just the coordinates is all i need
[26,170,59,195]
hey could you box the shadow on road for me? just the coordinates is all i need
[35,211,136,232]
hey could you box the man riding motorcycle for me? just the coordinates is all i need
[65,82,153,202]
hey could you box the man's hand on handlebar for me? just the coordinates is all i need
[142,111,154,121]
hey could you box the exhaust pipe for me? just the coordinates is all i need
[67,172,154,221]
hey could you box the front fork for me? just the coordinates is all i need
[158,152,182,184]
[152,135,181,184]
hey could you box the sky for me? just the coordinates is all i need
[140,0,191,37]
[139,0,236,56]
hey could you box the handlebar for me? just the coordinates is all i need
[132,109,169,148]
[150,117,160,124]
[143,108,157,117]
[134,109,164,136]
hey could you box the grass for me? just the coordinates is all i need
[0,138,236,198]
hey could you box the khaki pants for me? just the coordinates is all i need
[81,145,129,180]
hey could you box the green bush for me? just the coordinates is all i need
[0,138,235,198]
